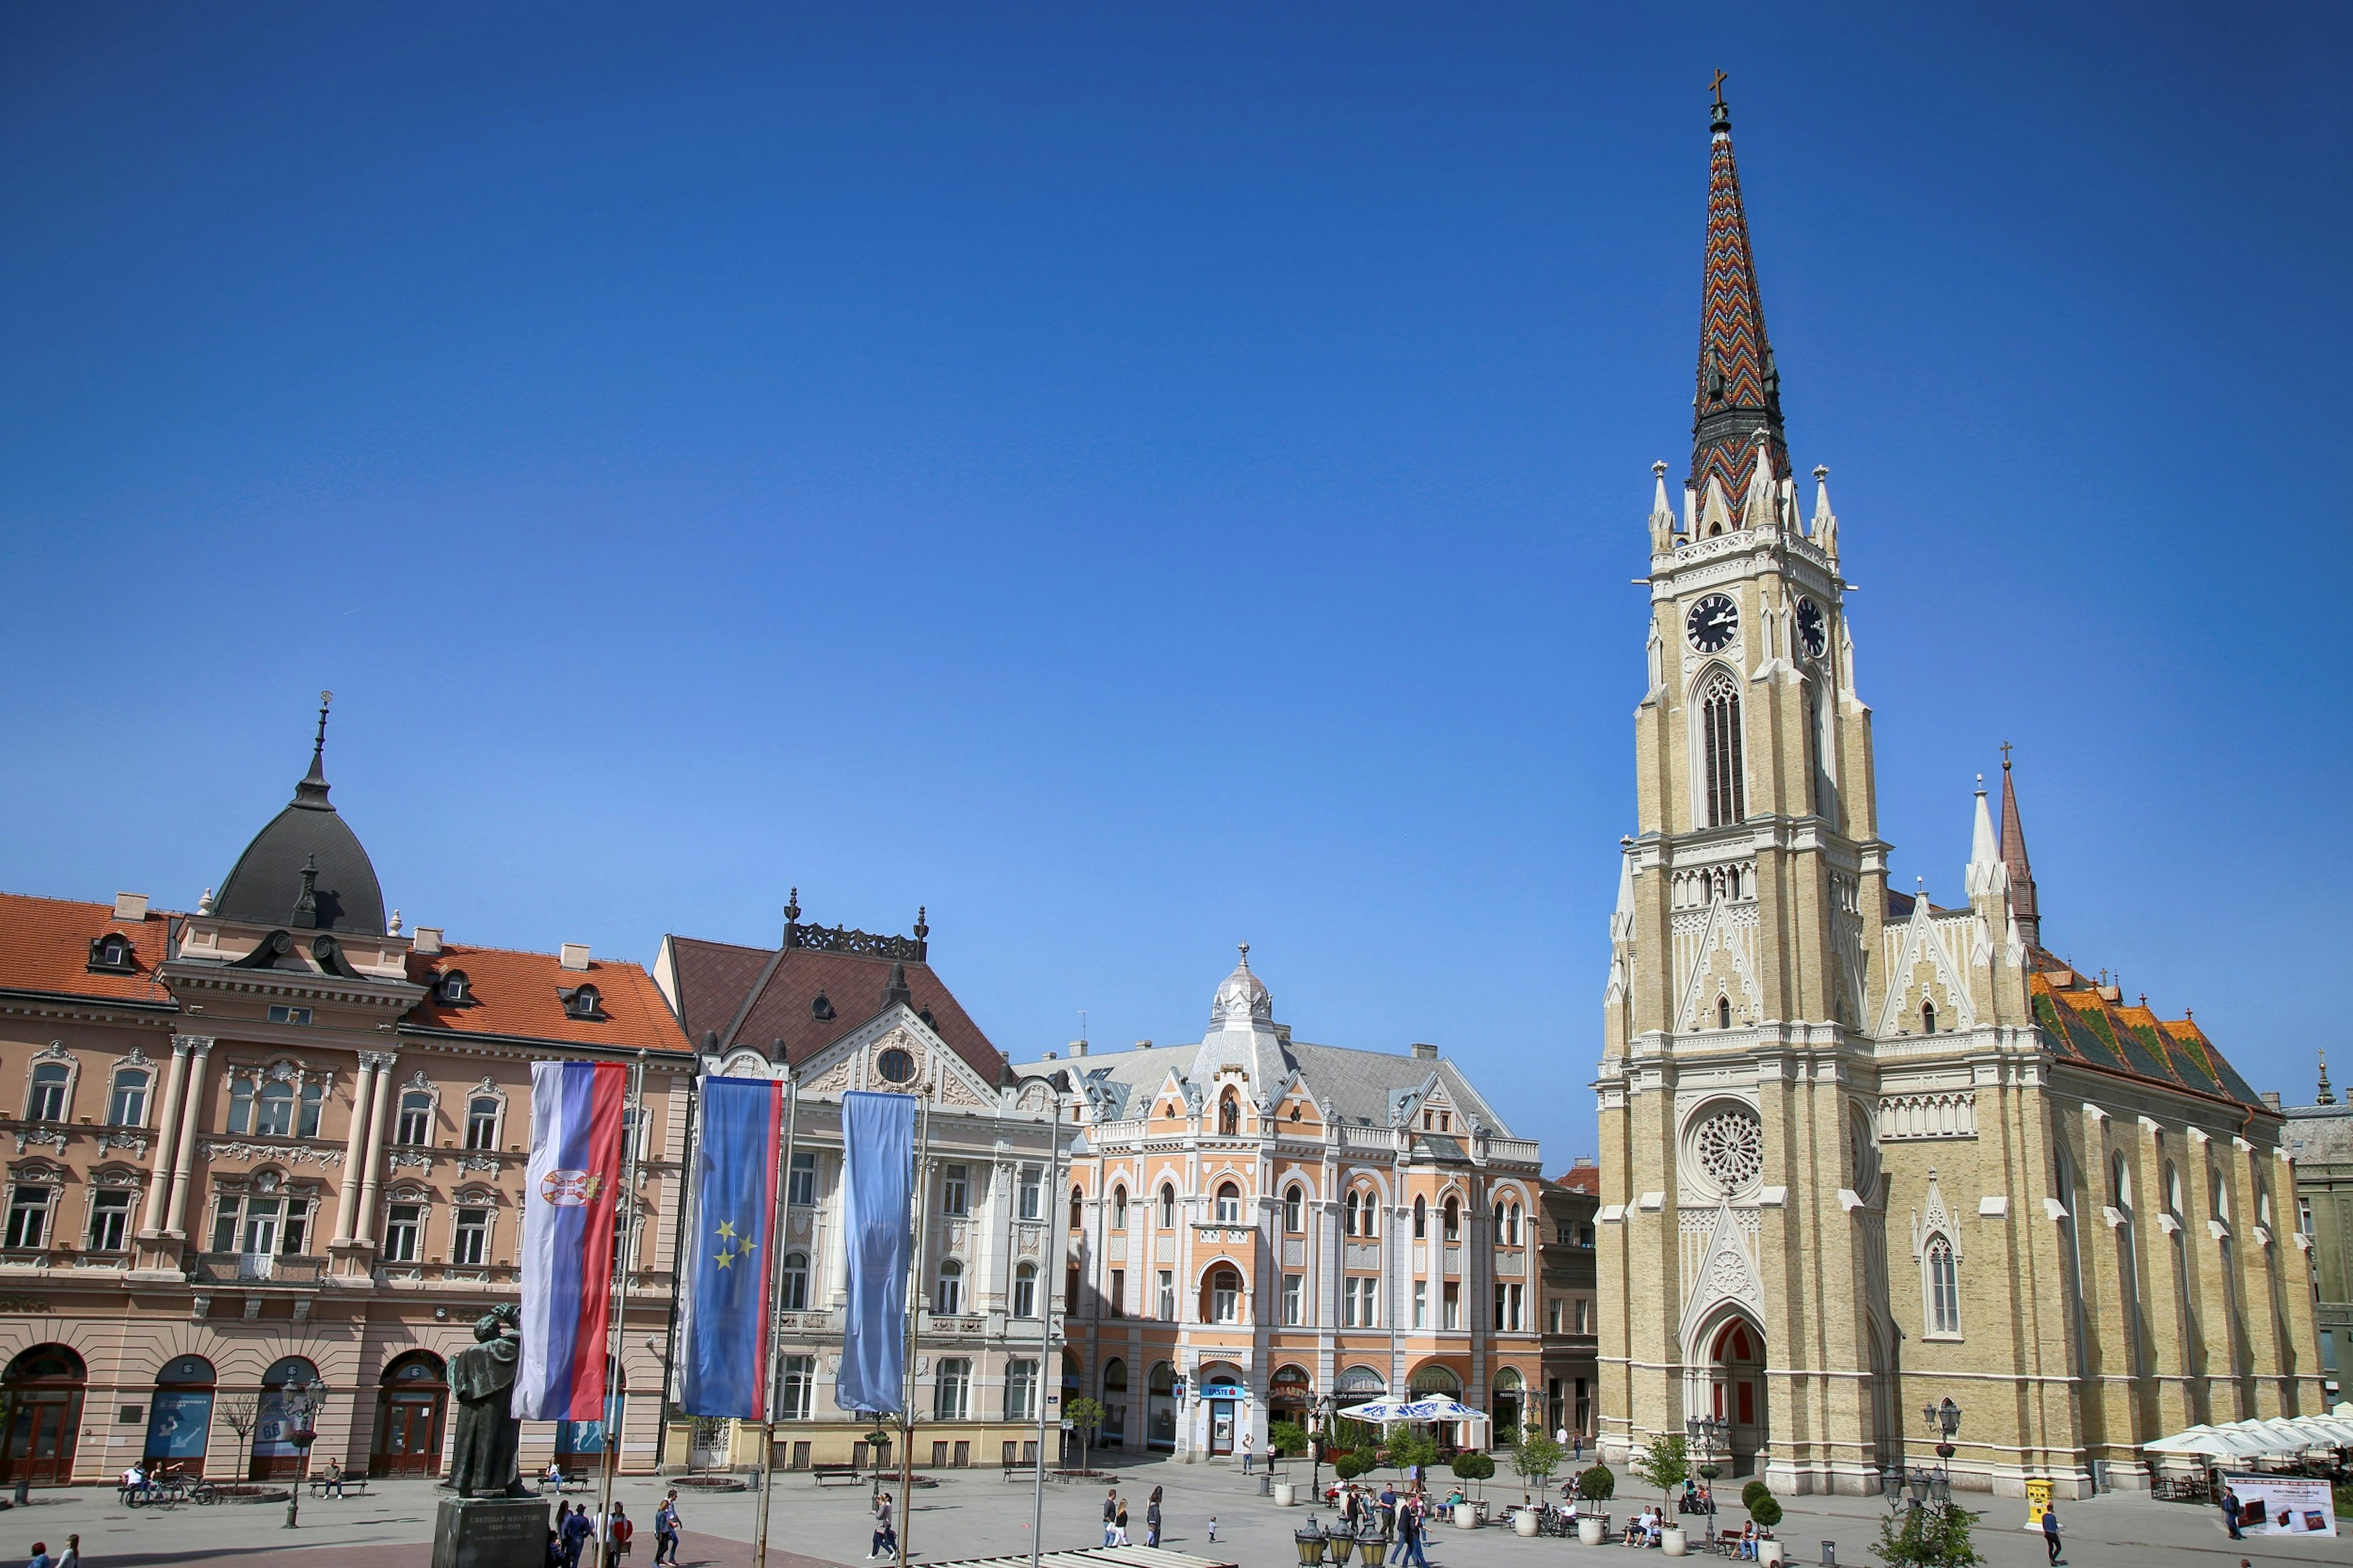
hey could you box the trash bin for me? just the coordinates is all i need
[1820,1543,1836,1566]
[1260,1472,1275,1496]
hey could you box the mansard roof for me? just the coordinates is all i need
[2028,965,2266,1114]
[0,892,177,1010]
[659,906,1004,1085]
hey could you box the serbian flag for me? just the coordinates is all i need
[514,1059,629,1420]
[678,1076,786,1417]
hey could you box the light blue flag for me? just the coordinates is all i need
[838,1089,915,1415]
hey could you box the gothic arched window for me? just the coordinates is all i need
[1159,1184,1176,1229]
[1920,999,1938,1034]
[1717,995,1732,1030]
[1412,1195,1427,1238]
[1925,1235,1960,1334]
[1699,668,1746,827]
[1343,1191,1360,1237]
[1283,1186,1303,1233]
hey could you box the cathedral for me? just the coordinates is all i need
[1591,87,2319,1499]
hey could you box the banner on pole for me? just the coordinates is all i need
[679,1075,787,1418]
[514,1059,629,1420]
[837,1089,916,1415]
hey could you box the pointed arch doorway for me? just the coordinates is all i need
[1700,1315,1767,1477]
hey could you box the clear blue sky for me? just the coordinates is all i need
[3,5,2346,1168]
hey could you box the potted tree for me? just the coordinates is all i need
[1749,1492,1785,1566]
[1447,1451,1494,1529]
[1510,1419,1563,1536]
[1269,1420,1309,1505]
[1866,1493,1982,1568]
[1632,1433,1691,1555]
[1575,1465,1615,1544]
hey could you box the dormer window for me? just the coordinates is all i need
[811,991,835,1023]
[86,934,135,974]
[560,985,604,1020]
[438,971,470,1005]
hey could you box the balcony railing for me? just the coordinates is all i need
[191,1253,324,1286]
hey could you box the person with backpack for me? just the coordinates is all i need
[653,1491,682,1566]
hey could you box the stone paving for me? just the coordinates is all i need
[2,1461,2342,1568]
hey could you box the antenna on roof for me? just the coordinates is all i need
[1079,1009,1088,1044]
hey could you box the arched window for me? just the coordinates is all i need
[438,971,469,1004]
[107,1068,150,1127]
[933,1357,971,1421]
[1111,1186,1127,1231]
[1442,1196,1460,1241]
[1070,1186,1084,1229]
[2210,1170,2230,1224]
[1507,1203,1521,1245]
[2259,1181,2275,1230]
[1283,1186,1303,1233]
[26,1064,67,1124]
[1925,1235,1960,1333]
[1207,1266,1242,1324]
[256,1081,295,1137]
[2110,1151,2131,1210]
[1492,1200,1506,1236]
[1699,668,1746,827]
[465,1097,500,1150]
[1012,1262,1037,1319]
[1215,1182,1241,1224]
[1716,996,1732,1030]
[1159,1184,1176,1229]
[299,1081,324,1137]
[1219,1091,1240,1137]
[781,1252,809,1312]
[396,1092,431,1146]
[1413,1195,1427,1238]
[2165,1161,2184,1219]
[1343,1191,1359,1237]
[936,1259,964,1315]
[1920,999,1938,1034]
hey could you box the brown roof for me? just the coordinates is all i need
[406,943,689,1056]
[0,892,177,1008]
[665,934,1006,1085]
[1553,1166,1601,1195]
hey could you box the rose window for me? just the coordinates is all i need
[1692,1106,1764,1195]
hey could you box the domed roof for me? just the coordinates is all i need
[1208,943,1272,1029]
[213,700,387,937]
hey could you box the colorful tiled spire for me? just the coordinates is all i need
[1998,749,2041,951]
[1691,75,1789,515]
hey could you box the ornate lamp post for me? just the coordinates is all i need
[1922,1399,1961,1506]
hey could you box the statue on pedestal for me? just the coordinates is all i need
[448,1303,530,1498]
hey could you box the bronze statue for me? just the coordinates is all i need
[447,1303,529,1498]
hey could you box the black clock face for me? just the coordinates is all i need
[1797,597,1827,659]
[1685,593,1738,653]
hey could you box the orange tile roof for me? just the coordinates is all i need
[406,943,690,1056]
[0,892,176,1009]
[1553,1167,1601,1195]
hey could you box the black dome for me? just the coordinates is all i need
[213,705,387,936]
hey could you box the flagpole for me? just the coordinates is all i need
[753,1073,797,1568]
[895,1081,932,1568]
[599,1050,648,1568]
[1028,1074,1063,1568]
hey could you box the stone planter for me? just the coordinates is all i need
[1512,1509,1539,1537]
[1757,1539,1784,1566]
[1273,1482,1296,1507]
[1661,1524,1688,1556]
[1452,1504,1480,1531]
[1577,1517,1604,1545]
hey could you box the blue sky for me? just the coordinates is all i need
[2,5,2346,1167]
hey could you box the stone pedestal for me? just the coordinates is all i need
[433,1496,550,1568]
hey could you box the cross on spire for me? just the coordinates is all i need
[1710,68,1729,108]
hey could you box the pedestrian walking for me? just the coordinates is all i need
[870,1492,896,1560]
[1146,1493,1162,1548]
[561,1503,594,1568]
[1206,1517,1218,1543]
[1102,1488,1118,1547]
[654,1491,682,1566]
[53,1538,76,1568]
[2221,1482,2243,1540]
[607,1502,634,1567]
[27,1544,51,1568]
[2042,1502,2062,1566]
[1398,1502,1431,1568]
[1115,1496,1131,1547]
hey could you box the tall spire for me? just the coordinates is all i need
[1998,746,2041,951]
[1691,74,1789,519]
[294,689,335,809]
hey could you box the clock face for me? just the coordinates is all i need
[1685,593,1738,654]
[1797,597,1828,659]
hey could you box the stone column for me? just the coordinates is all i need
[139,1036,197,1237]
[330,1055,380,1246]
[354,1058,396,1241]
[162,1037,213,1237]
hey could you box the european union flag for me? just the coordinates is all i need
[679,1075,786,1418]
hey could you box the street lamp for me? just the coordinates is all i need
[1010,1069,1070,1568]
[1309,1393,1336,1501]
[1921,1399,1961,1506]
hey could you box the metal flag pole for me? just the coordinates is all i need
[895,1082,933,1568]
[597,1050,648,1568]
[658,1075,700,1427]
[1028,1074,1064,1568]
[752,1073,798,1568]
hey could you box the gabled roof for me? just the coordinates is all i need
[0,893,176,1009]
[1555,1165,1601,1196]
[406,943,688,1056]
[2029,967,2265,1113]
[661,930,1005,1086]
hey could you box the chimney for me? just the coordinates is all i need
[1134,1040,1153,1051]
[1411,1042,1438,1061]
[2261,1091,2283,1111]
[1068,1040,1088,1058]
[559,942,592,972]
[1043,1050,1057,1061]
[112,892,148,922]
[1574,1155,1595,1169]
[413,926,444,955]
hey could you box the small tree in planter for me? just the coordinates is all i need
[1389,1431,1438,1490]
[1335,1449,1374,1482]
[1449,1449,1495,1503]
[1268,1420,1310,1459]
[1575,1464,1615,1504]
[1064,1397,1104,1474]
[1741,1479,1771,1513]
[1749,1493,1782,1536]
[218,1394,260,1487]
[1870,1501,1984,1568]
[1510,1419,1563,1506]
[1631,1433,1689,1523]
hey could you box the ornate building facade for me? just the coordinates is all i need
[1592,89,2318,1499]
[0,710,689,1485]
[1019,952,1547,1462]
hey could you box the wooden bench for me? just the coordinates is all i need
[812,1464,866,1487]
[306,1476,370,1498]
